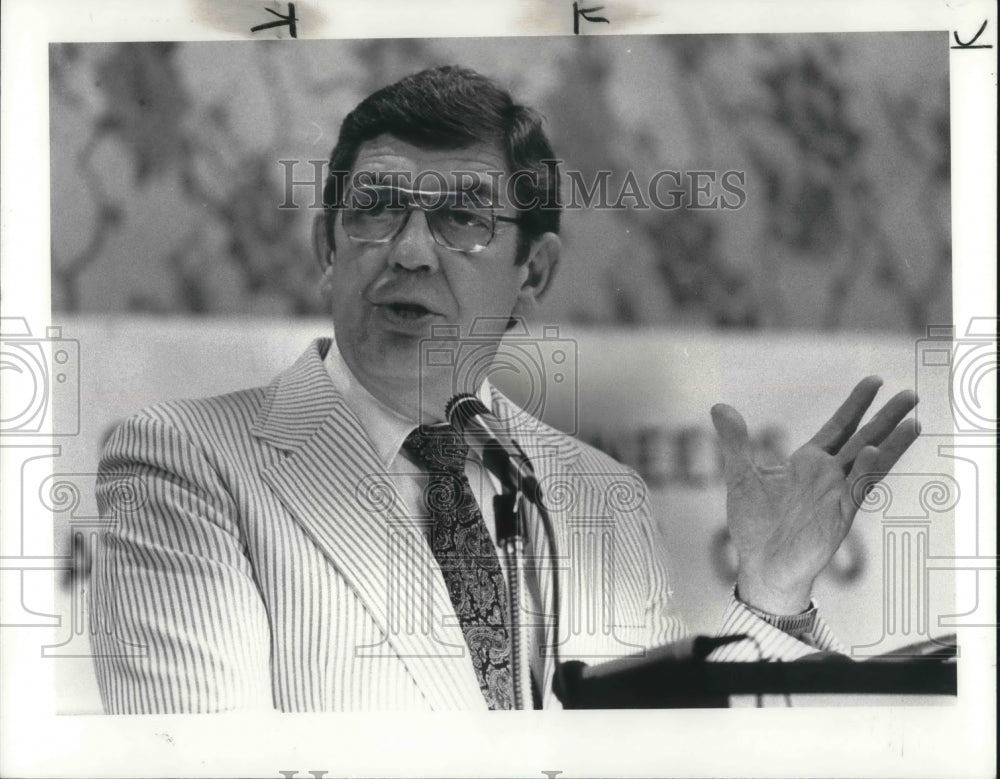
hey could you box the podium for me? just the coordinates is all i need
[554,637,957,709]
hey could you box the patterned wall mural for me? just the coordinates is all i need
[50,34,951,331]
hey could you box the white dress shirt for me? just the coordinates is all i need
[322,339,504,551]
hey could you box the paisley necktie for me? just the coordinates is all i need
[403,423,513,710]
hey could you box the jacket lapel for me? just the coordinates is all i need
[252,339,487,710]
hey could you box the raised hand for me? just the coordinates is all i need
[711,376,920,615]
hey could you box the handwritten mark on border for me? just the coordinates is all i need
[951,20,991,49]
[573,2,610,35]
[251,3,298,39]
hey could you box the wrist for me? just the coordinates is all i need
[735,572,812,615]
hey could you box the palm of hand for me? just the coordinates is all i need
[712,376,920,614]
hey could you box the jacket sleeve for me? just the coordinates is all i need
[608,471,689,651]
[708,589,846,661]
[89,411,273,713]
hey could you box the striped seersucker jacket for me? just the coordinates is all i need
[89,338,840,713]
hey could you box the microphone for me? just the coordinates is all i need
[445,393,540,498]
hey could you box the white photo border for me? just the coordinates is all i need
[1,1,995,777]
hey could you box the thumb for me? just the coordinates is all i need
[711,403,753,476]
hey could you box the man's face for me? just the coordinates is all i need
[322,134,558,420]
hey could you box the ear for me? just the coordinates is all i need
[511,232,561,320]
[311,213,333,271]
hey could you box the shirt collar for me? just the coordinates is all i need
[323,338,493,468]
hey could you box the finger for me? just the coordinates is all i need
[872,417,921,474]
[808,375,883,454]
[841,419,922,520]
[842,445,881,519]
[836,390,918,471]
[711,403,753,478]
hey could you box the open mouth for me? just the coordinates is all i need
[383,302,435,320]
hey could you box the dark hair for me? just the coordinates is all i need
[322,66,561,263]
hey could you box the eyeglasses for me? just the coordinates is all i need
[340,185,519,254]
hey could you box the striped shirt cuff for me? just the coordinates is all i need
[708,589,846,662]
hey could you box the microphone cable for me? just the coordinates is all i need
[447,393,567,707]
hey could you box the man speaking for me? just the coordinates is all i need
[89,66,920,712]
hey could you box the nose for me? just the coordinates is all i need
[386,207,441,273]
